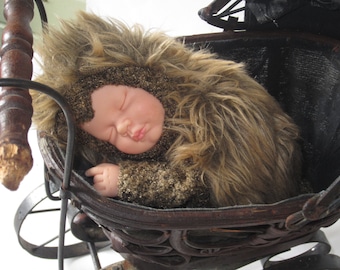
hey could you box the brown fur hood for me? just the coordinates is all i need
[31,11,302,207]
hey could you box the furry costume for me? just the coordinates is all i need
[31,12,302,208]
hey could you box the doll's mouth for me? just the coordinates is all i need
[132,127,146,141]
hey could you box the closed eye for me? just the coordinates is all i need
[107,126,116,143]
[119,90,127,110]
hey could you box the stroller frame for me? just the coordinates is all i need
[1,0,340,269]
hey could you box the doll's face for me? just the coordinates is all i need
[80,85,165,154]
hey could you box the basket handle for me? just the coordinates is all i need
[0,0,34,190]
[302,176,340,221]
[286,176,340,230]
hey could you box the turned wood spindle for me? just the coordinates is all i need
[0,0,34,190]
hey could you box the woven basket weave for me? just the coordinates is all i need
[39,31,340,269]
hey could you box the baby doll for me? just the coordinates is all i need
[31,12,302,208]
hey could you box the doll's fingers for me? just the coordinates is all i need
[93,174,104,183]
[85,166,103,177]
[93,176,106,190]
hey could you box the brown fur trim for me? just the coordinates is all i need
[31,11,303,207]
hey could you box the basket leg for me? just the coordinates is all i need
[261,230,338,269]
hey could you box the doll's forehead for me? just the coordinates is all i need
[90,84,134,103]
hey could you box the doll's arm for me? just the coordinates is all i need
[86,160,210,208]
[118,160,209,208]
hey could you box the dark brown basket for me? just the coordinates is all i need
[39,31,340,270]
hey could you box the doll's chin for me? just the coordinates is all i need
[117,141,157,155]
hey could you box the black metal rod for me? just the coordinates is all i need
[34,0,48,26]
[217,7,245,18]
[217,0,243,17]
[87,242,102,270]
[33,229,71,251]
[0,78,75,270]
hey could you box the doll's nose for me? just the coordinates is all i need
[116,119,131,136]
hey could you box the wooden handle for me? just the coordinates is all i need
[0,0,34,190]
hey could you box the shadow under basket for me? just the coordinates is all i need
[39,31,340,270]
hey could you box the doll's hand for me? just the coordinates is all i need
[85,163,120,197]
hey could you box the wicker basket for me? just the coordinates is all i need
[39,30,340,270]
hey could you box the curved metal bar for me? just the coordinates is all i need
[14,183,109,259]
[0,78,75,270]
[198,0,246,30]
[0,78,76,188]
[261,230,331,268]
[34,0,48,26]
